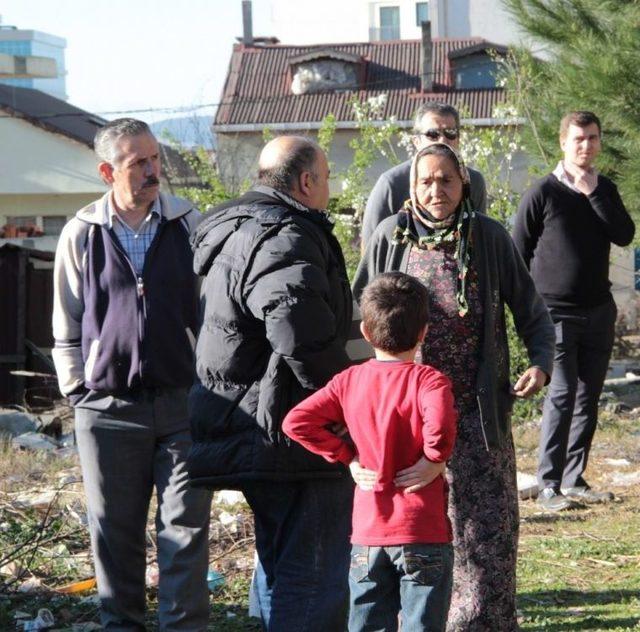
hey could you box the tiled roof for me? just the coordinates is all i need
[215,38,506,127]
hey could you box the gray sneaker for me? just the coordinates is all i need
[537,487,578,511]
[562,486,614,503]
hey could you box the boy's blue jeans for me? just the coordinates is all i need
[348,542,453,632]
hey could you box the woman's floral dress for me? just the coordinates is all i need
[407,240,520,632]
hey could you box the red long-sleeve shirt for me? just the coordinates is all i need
[282,359,457,545]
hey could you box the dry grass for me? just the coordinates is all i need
[0,399,638,630]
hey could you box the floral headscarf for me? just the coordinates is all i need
[392,143,476,316]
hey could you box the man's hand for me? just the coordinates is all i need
[349,458,377,491]
[567,165,598,196]
[513,367,547,398]
[394,456,446,494]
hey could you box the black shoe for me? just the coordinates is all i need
[537,487,577,511]
[562,486,614,503]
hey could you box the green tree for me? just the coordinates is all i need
[503,0,640,220]
[174,145,235,210]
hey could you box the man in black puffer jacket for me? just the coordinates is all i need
[188,136,353,631]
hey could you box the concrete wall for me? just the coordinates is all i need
[216,129,413,198]
[0,115,104,196]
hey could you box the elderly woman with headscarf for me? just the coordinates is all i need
[352,143,555,631]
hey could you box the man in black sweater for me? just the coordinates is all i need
[513,111,635,511]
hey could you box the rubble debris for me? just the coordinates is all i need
[0,409,37,437]
[517,472,538,500]
[56,469,82,486]
[13,611,31,620]
[79,595,101,606]
[604,458,631,467]
[56,577,96,594]
[610,470,640,487]
[604,372,640,387]
[12,432,59,451]
[207,569,225,592]
[20,608,55,631]
[12,490,57,512]
[215,490,246,505]
[145,563,159,587]
[37,413,63,440]
[605,401,631,414]
[17,577,43,592]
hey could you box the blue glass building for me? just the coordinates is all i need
[0,26,67,100]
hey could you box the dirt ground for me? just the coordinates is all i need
[0,384,639,630]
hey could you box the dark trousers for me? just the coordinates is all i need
[75,388,212,631]
[537,300,616,490]
[348,543,453,632]
[242,477,353,632]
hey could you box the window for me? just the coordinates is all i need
[416,2,429,26]
[42,216,67,236]
[379,6,400,40]
[7,216,37,227]
[454,56,499,89]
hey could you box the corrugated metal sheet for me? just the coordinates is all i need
[215,38,506,126]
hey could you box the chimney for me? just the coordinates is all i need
[242,1,253,46]
[421,21,433,92]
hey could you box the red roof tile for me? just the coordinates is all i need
[215,38,506,127]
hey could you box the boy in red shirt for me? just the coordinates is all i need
[283,272,457,632]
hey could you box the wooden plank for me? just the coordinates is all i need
[14,250,27,401]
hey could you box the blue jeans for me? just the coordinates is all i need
[348,543,453,632]
[242,477,354,632]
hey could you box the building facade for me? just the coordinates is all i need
[264,0,524,47]
[0,25,67,100]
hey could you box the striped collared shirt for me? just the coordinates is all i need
[108,196,161,275]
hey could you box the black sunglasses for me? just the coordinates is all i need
[421,128,459,141]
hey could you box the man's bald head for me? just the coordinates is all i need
[258,136,322,194]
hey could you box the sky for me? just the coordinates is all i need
[0,0,273,122]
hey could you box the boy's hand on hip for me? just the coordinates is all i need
[394,457,446,493]
[349,458,377,491]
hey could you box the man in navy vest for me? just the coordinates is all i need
[52,118,212,630]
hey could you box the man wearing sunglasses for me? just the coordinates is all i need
[361,102,487,248]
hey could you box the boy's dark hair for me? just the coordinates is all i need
[559,111,601,139]
[360,272,429,353]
